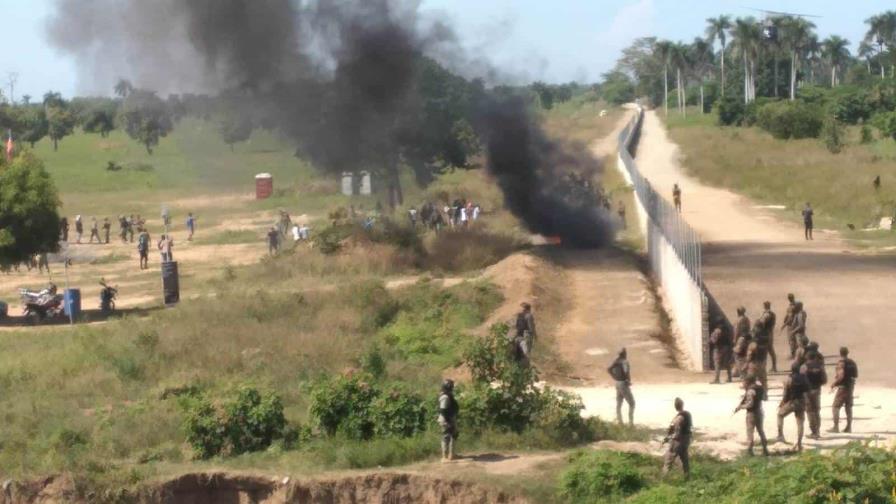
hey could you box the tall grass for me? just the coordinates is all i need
[666,116,896,233]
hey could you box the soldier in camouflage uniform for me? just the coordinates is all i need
[608,348,635,426]
[745,329,769,398]
[437,379,459,461]
[780,293,797,358]
[829,347,858,434]
[733,307,751,378]
[803,342,827,439]
[776,361,809,451]
[710,325,733,384]
[662,398,692,478]
[735,375,769,457]
[758,301,778,372]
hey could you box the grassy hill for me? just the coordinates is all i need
[663,109,896,247]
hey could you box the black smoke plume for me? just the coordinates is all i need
[46,0,616,247]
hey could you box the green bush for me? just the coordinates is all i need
[715,96,744,126]
[224,386,287,455]
[821,116,845,154]
[309,376,428,440]
[178,386,289,459]
[756,100,824,139]
[873,110,896,141]
[861,124,874,144]
[561,451,652,503]
[371,386,429,438]
[314,223,355,254]
[829,86,873,124]
[459,323,594,443]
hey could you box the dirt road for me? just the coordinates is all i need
[634,109,896,388]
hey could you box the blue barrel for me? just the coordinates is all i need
[63,288,81,319]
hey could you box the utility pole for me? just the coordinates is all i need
[6,72,18,105]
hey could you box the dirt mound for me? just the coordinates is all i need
[0,472,526,504]
[480,251,560,330]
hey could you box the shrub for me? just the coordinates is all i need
[873,111,896,141]
[715,96,744,126]
[314,223,354,254]
[425,227,522,272]
[460,323,594,442]
[756,100,824,139]
[370,386,429,438]
[179,386,289,459]
[561,451,652,503]
[821,116,845,154]
[309,376,429,440]
[829,86,873,124]
[224,386,287,455]
[861,124,874,144]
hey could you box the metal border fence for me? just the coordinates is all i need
[617,108,703,286]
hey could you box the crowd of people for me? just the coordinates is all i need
[408,198,483,232]
[56,211,195,270]
[267,209,312,255]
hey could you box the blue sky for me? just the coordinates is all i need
[2,0,892,99]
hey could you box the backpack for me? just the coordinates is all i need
[805,359,827,388]
[679,411,692,436]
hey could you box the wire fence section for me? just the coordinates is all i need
[617,108,703,285]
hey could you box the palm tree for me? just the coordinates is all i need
[769,16,788,97]
[654,40,674,115]
[670,42,691,116]
[730,17,760,104]
[705,15,732,97]
[781,17,816,100]
[822,36,850,87]
[114,78,133,98]
[805,34,821,85]
[689,38,714,113]
[863,12,895,78]
[858,41,875,74]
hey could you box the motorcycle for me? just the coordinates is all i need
[20,283,64,324]
[100,280,118,314]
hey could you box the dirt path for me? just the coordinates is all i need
[634,109,896,387]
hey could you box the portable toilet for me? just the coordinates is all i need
[255,173,273,200]
[341,172,354,196]
[359,171,372,195]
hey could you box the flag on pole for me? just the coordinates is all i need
[5,130,13,162]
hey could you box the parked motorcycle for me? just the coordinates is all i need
[20,283,64,324]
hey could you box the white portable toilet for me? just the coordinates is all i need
[341,172,354,196]
[359,171,372,195]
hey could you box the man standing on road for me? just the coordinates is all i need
[662,398,692,478]
[804,342,827,439]
[802,202,814,240]
[734,307,751,377]
[759,301,778,372]
[776,362,809,451]
[158,234,173,263]
[735,375,769,457]
[186,212,196,241]
[672,183,682,213]
[710,324,733,384]
[438,379,459,462]
[267,227,280,256]
[745,330,769,398]
[514,303,537,363]
[89,217,101,243]
[102,217,111,244]
[829,347,858,434]
[608,348,635,426]
[781,293,797,358]
[138,229,151,270]
[789,301,808,354]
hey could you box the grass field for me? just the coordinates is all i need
[663,108,896,247]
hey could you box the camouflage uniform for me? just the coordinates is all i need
[758,306,777,371]
[438,381,459,461]
[830,354,858,433]
[662,407,692,477]
[803,345,827,438]
[737,382,769,456]
[745,340,769,398]
[608,353,635,426]
[776,364,808,450]
[734,313,751,377]
[710,327,733,383]
[781,300,797,358]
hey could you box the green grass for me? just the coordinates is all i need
[541,98,623,146]
[663,110,896,242]
[196,229,260,246]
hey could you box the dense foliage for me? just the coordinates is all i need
[756,100,824,139]
[0,153,61,266]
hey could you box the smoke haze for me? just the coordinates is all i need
[46,0,616,247]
